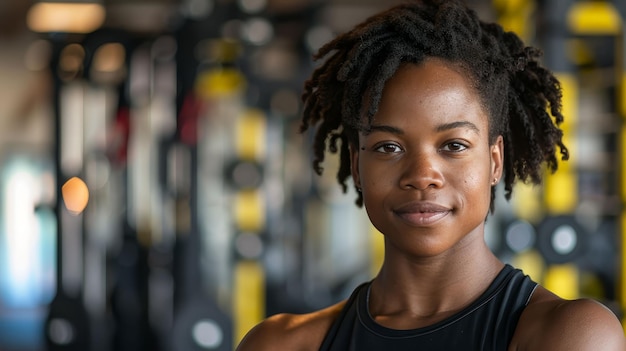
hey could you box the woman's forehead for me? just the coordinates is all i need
[356,59,488,128]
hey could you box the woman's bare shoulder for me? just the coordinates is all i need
[512,285,625,351]
[235,300,347,351]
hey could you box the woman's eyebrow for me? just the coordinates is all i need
[435,121,480,134]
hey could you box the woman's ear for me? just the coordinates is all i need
[350,143,361,189]
[491,135,504,185]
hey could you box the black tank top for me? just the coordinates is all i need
[319,265,537,351]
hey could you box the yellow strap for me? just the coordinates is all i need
[233,261,265,344]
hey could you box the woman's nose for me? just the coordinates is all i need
[399,151,444,190]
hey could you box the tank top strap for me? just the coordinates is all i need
[318,281,370,351]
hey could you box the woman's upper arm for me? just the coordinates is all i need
[532,299,625,351]
[236,314,292,351]
[236,300,345,351]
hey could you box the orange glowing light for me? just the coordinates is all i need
[62,177,89,214]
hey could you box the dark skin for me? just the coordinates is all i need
[236,59,626,350]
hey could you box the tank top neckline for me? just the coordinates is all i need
[357,264,521,339]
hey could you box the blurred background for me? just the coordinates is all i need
[0,0,625,350]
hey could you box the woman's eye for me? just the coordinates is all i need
[443,142,467,152]
[374,143,402,153]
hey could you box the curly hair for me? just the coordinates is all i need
[300,0,568,212]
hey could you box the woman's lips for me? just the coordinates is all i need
[393,202,452,226]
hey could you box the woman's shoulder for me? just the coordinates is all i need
[235,300,347,351]
[512,285,625,350]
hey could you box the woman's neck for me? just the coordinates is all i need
[369,235,503,329]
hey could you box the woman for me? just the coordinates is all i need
[237,0,626,349]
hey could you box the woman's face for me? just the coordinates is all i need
[351,59,503,258]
